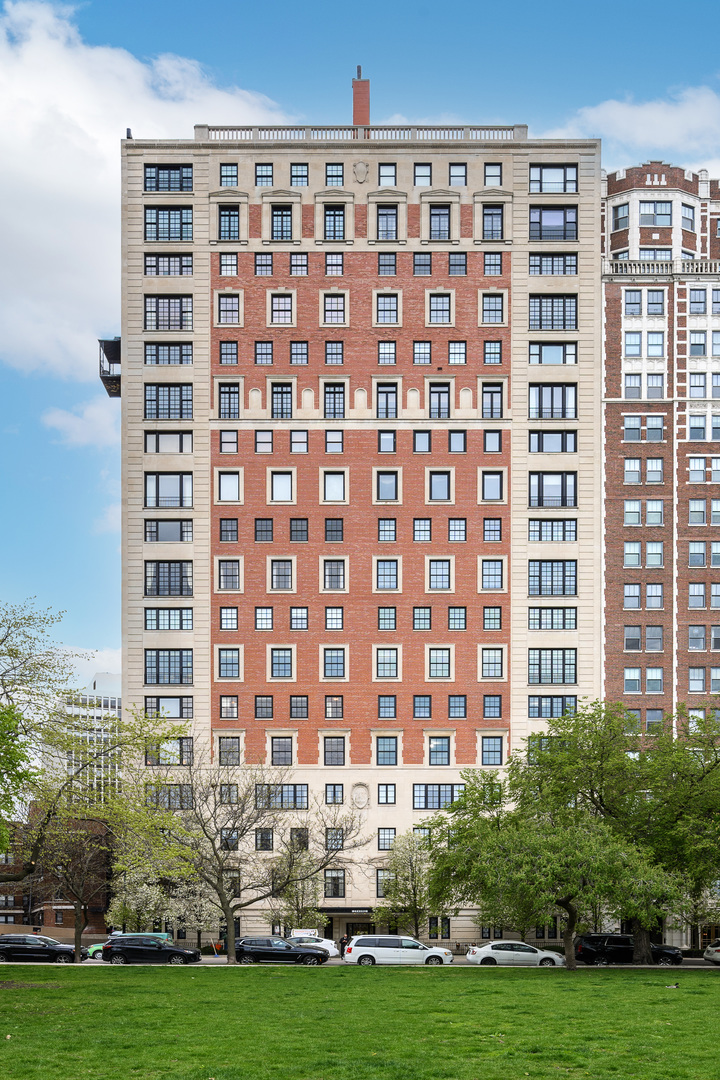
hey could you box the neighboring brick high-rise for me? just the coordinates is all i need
[103,78,603,942]
[603,162,720,732]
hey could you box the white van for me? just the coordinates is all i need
[343,934,453,965]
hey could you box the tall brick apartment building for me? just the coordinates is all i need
[102,78,603,941]
[603,163,720,733]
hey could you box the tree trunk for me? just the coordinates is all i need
[73,903,88,963]
[555,896,578,971]
[223,898,237,965]
[631,919,654,964]
[196,929,202,951]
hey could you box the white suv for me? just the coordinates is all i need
[343,934,453,965]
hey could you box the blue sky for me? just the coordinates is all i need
[2,0,720,677]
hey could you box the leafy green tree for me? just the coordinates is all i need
[106,871,173,933]
[507,701,720,961]
[0,705,35,853]
[373,831,433,939]
[427,776,679,969]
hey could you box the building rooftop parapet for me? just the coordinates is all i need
[603,258,720,278]
[192,123,529,143]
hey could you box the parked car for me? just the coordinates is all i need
[86,943,105,959]
[285,935,339,957]
[466,941,566,967]
[575,934,683,966]
[109,930,174,943]
[0,934,87,963]
[101,935,201,965]
[343,935,453,965]
[702,939,720,965]
[235,937,329,964]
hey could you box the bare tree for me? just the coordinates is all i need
[30,813,111,962]
[121,751,367,963]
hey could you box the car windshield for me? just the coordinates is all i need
[35,937,61,945]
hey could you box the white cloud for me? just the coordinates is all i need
[545,84,720,173]
[0,0,289,382]
[42,393,120,447]
[92,502,121,534]
[69,648,122,690]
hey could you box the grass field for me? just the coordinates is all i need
[0,965,718,1080]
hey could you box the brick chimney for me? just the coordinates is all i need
[352,66,370,127]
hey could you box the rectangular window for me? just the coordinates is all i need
[429,648,451,678]
[255,784,308,810]
[529,608,577,630]
[324,205,345,240]
[414,695,432,718]
[484,342,501,365]
[288,342,308,366]
[145,608,193,631]
[375,559,398,591]
[219,254,238,276]
[378,783,396,805]
[529,473,576,508]
[145,165,193,192]
[324,649,345,679]
[269,385,292,420]
[529,384,576,419]
[529,207,577,241]
[529,296,577,331]
[145,296,193,331]
[255,252,273,276]
[449,163,467,185]
[144,207,192,243]
[290,254,308,276]
[528,560,576,596]
[290,163,308,186]
[429,294,451,323]
[482,206,503,240]
[429,736,450,766]
[482,294,504,324]
[219,206,240,241]
[482,649,503,678]
[255,164,273,186]
[529,343,577,365]
[429,470,451,499]
[639,201,672,226]
[145,343,193,366]
[271,736,293,766]
[528,648,576,684]
[482,736,503,766]
[376,736,397,767]
[529,520,577,541]
[529,254,577,275]
[449,253,467,276]
[271,649,293,678]
[529,431,577,453]
[324,736,345,766]
[413,784,464,810]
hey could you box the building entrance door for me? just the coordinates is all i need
[347,922,375,938]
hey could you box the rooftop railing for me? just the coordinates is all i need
[195,124,527,142]
[604,259,720,276]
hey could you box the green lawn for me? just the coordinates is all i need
[0,965,718,1080]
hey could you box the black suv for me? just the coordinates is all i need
[101,935,201,965]
[575,934,683,966]
[0,934,87,963]
[235,937,329,965]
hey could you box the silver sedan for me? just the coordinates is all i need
[466,940,566,967]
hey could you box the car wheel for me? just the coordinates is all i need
[0,953,8,963]
[425,956,443,965]
[480,957,497,966]
[110,954,126,965]
[168,955,187,965]
[238,955,255,965]
[54,954,72,964]
[303,955,320,966]
[357,955,375,966]
[657,956,673,967]
[539,958,555,967]
[593,957,609,966]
